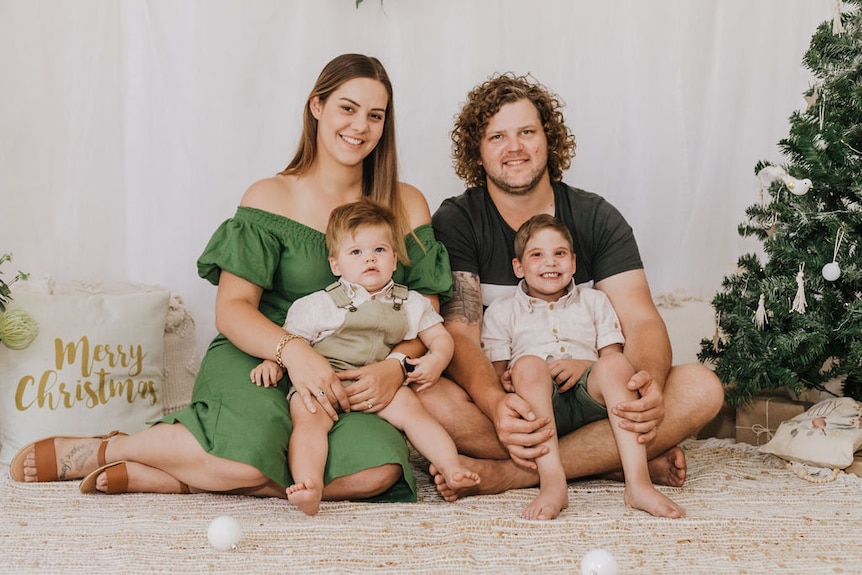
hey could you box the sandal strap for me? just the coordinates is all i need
[33,438,59,482]
[102,463,129,494]
[96,430,122,467]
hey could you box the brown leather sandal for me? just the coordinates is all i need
[80,461,129,494]
[9,430,127,482]
[80,461,191,495]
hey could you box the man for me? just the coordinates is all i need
[422,73,724,500]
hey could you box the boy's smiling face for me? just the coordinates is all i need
[512,227,576,303]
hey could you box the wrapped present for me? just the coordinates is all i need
[735,395,812,446]
[697,403,736,439]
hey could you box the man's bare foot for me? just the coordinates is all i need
[523,486,569,520]
[18,436,118,482]
[603,446,687,487]
[287,480,323,516]
[430,456,537,501]
[624,482,685,518]
[91,462,191,494]
[648,446,686,487]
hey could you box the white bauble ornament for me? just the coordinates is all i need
[207,515,242,550]
[822,262,841,282]
[580,548,618,575]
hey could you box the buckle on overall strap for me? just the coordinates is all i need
[324,281,357,312]
[391,283,408,311]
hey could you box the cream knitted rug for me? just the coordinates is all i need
[2,438,860,574]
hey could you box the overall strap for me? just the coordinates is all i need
[324,281,357,312]
[391,283,409,311]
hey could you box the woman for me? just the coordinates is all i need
[11,53,452,503]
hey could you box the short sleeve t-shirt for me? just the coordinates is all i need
[432,182,643,307]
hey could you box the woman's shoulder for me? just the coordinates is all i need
[397,181,432,228]
[240,174,298,212]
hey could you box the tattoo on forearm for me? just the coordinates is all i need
[442,271,483,327]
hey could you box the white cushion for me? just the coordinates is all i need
[759,397,862,469]
[0,279,171,464]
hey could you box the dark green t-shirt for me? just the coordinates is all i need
[432,182,643,307]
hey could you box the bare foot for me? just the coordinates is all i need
[93,462,190,494]
[430,456,536,501]
[19,437,117,482]
[624,482,685,519]
[648,446,686,487]
[523,486,569,520]
[603,446,687,487]
[438,468,480,493]
[287,480,323,516]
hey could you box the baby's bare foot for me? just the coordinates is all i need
[430,457,532,501]
[624,482,685,519]
[287,480,323,516]
[442,468,480,491]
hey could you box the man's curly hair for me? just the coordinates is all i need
[451,73,576,188]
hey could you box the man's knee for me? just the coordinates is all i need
[417,376,466,411]
[668,363,725,418]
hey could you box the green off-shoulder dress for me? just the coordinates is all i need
[161,206,452,502]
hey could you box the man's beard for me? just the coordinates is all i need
[486,164,548,196]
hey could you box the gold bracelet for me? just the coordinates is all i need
[275,332,303,369]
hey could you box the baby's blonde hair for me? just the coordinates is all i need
[326,199,410,265]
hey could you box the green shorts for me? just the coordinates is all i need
[551,364,609,436]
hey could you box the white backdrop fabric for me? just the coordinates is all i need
[0,0,834,352]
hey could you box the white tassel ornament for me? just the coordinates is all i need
[833,0,845,35]
[791,264,807,314]
[754,294,768,329]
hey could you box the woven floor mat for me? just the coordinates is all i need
[2,438,861,574]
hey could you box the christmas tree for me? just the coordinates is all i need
[699,1,862,406]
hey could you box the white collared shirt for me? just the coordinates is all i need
[481,279,624,367]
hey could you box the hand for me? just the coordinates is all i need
[250,360,284,388]
[610,370,665,443]
[404,352,446,392]
[338,358,402,413]
[499,369,514,392]
[547,358,592,393]
[286,345,350,421]
[492,393,552,469]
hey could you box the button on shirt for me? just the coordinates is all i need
[481,279,625,367]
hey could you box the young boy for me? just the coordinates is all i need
[481,214,685,521]
[251,199,479,515]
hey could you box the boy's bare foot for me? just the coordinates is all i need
[603,446,687,487]
[17,435,120,482]
[287,480,323,516]
[522,485,569,520]
[624,482,685,519]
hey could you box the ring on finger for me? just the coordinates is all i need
[319,390,326,397]
[366,400,373,409]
